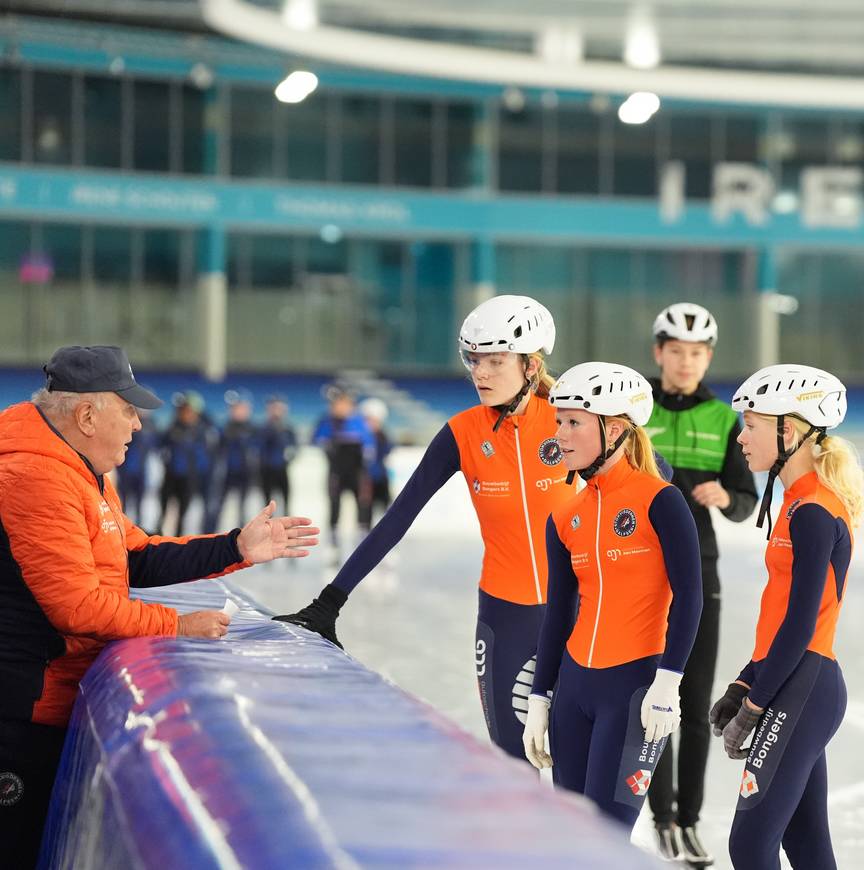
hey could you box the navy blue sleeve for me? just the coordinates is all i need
[654,451,673,482]
[128,529,244,588]
[532,516,579,696]
[736,660,756,687]
[331,424,461,595]
[648,486,703,672]
[748,504,839,708]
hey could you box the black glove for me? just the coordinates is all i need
[273,583,348,649]
[709,682,748,736]
[722,700,762,760]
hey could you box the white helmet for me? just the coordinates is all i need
[653,302,718,347]
[359,397,388,422]
[549,362,654,427]
[459,295,556,359]
[731,364,847,429]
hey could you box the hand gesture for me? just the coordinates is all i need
[237,502,320,563]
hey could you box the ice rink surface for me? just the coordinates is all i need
[216,446,864,869]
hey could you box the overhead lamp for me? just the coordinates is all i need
[275,70,319,104]
[624,5,660,70]
[617,91,660,125]
[282,0,318,31]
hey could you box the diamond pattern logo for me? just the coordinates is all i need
[740,769,759,798]
[626,769,652,796]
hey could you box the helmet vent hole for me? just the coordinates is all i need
[685,314,696,331]
[756,384,769,395]
[591,385,602,396]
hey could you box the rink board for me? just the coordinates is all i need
[39,578,660,869]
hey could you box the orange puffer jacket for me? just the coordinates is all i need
[0,402,247,727]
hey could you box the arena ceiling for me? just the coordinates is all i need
[7,0,864,106]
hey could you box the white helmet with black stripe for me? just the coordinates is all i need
[653,302,718,347]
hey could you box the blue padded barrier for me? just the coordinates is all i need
[40,579,661,869]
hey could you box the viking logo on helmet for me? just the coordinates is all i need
[614,508,637,537]
[538,437,563,466]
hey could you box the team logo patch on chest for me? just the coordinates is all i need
[480,440,495,458]
[571,514,581,529]
[613,508,637,537]
[538,437,563,466]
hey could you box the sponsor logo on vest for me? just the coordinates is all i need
[613,508,637,537]
[750,707,787,769]
[740,769,759,798]
[481,440,495,458]
[473,478,481,493]
[538,437,563,466]
[626,769,652,796]
[571,551,590,569]
[607,545,651,561]
[0,772,24,806]
[473,479,511,497]
[786,498,802,519]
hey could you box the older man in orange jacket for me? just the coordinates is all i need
[0,345,319,868]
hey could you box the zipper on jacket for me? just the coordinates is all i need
[587,487,603,667]
[513,423,543,604]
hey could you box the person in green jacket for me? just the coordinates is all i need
[646,303,758,867]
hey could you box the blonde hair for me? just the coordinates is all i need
[526,352,556,399]
[31,387,107,418]
[607,416,663,480]
[787,416,864,526]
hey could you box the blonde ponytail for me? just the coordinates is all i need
[607,416,663,480]
[526,352,556,400]
[789,418,864,526]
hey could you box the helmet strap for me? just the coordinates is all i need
[577,415,631,482]
[756,415,824,539]
[491,378,532,433]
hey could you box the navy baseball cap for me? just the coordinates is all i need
[44,346,163,410]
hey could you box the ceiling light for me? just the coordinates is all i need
[275,70,319,103]
[617,91,660,125]
[624,5,661,70]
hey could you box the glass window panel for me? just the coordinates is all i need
[667,114,714,200]
[556,104,601,195]
[92,226,132,283]
[0,220,29,277]
[249,234,296,288]
[83,75,123,168]
[445,102,475,188]
[393,99,433,187]
[133,80,171,171]
[39,224,82,281]
[723,115,761,163]
[306,236,348,274]
[778,116,832,189]
[588,248,631,290]
[0,67,21,161]
[498,105,543,192]
[182,85,205,174]
[230,86,275,178]
[32,71,73,165]
[142,229,180,287]
[280,93,328,181]
[612,115,658,197]
[339,95,381,184]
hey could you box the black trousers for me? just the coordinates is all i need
[158,472,195,536]
[0,719,67,869]
[648,588,721,827]
[260,465,291,516]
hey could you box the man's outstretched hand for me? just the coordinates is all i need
[237,502,320,563]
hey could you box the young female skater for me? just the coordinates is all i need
[275,295,574,760]
[709,364,860,870]
[523,361,703,826]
